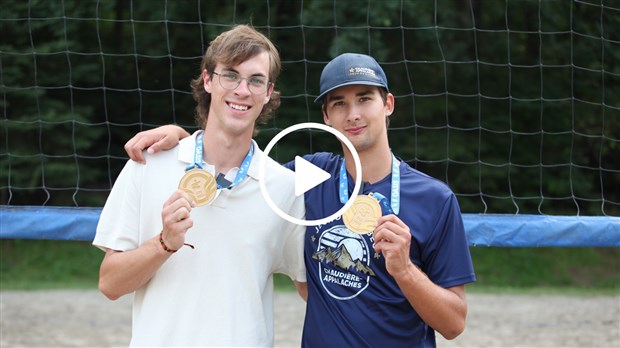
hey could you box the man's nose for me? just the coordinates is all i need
[234,79,252,96]
[346,106,362,121]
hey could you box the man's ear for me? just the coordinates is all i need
[323,108,331,126]
[264,83,274,104]
[385,93,395,117]
[203,70,212,93]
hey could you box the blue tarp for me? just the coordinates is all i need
[1,205,619,247]
[463,214,620,247]
[1,206,102,241]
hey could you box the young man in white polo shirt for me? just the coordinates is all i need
[93,25,306,347]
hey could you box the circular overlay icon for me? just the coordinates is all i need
[258,122,362,226]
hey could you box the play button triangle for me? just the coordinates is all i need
[294,156,332,196]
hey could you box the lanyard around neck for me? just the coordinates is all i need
[188,131,254,189]
[338,153,400,215]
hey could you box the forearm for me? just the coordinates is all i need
[295,281,308,302]
[394,263,467,340]
[98,235,172,300]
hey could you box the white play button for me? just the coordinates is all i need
[294,156,331,196]
[259,122,362,226]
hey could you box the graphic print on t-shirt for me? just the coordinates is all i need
[312,224,376,300]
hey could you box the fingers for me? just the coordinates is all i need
[151,125,188,153]
[376,214,408,230]
[374,215,408,239]
[373,215,414,277]
[160,190,195,250]
[147,134,177,155]
[163,190,195,214]
[162,191,194,224]
[373,214,410,253]
[124,131,163,164]
[124,125,186,164]
[124,135,146,164]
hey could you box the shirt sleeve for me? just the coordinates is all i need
[278,194,307,283]
[423,193,476,288]
[92,160,143,252]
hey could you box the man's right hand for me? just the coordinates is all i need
[160,189,196,250]
[125,124,190,163]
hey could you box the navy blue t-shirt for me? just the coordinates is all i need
[285,152,476,348]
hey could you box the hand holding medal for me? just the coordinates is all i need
[372,214,412,275]
[340,155,401,234]
[160,189,196,251]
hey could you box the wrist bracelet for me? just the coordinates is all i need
[159,232,194,253]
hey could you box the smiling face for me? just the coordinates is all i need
[190,25,282,136]
[203,51,274,138]
[322,84,394,153]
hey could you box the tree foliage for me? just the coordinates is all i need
[1,0,618,215]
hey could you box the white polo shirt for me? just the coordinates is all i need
[94,131,306,347]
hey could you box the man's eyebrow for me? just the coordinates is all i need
[221,67,267,77]
[355,89,374,97]
[326,88,374,102]
[326,94,344,102]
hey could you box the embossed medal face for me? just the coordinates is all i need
[178,168,217,206]
[342,195,382,234]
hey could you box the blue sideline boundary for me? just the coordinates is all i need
[1,205,619,247]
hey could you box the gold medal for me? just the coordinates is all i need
[178,168,217,206]
[342,195,382,234]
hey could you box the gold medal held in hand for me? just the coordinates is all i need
[343,194,382,234]
[178,168,217,206]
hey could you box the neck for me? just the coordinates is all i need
[201,126,253,174]
[344,145,394,184]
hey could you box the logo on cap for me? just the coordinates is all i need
[348,67,377,78]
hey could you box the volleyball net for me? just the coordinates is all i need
[1,0,619,246]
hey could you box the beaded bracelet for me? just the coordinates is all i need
[159,232,194,253]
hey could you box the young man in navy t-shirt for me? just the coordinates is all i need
[286,53,475,347]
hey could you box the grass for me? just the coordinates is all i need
[0,239,102,290]
[468,246,619,289]
[1,239,618,294]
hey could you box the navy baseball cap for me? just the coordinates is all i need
[315,53,389,103]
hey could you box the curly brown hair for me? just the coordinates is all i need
[190,25,281,136]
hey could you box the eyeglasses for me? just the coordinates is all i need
[212,71,272,95]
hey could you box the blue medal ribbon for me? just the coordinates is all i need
[186,131,206,171]
[188,131,253,189]
[339,153,400,215]
[369,192,393,215]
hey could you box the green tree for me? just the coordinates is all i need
[2,0,617,216]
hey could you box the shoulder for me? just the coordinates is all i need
[140,145,182,172]
[399,161,456,200]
